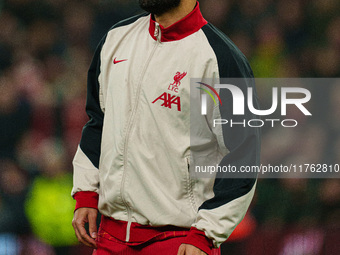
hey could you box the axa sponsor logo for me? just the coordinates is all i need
[152,92,181,111]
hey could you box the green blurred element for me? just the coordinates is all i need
[250,43,284,78]
[25,173,77,247]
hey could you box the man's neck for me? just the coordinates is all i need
[154,0,196,28]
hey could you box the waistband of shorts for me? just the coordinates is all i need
[100,215,189,243]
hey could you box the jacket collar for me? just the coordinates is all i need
[149,2,207,42]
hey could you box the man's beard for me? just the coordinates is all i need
[138,0,181,16]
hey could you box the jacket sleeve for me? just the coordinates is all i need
[184,28,261,253]
[71,37,106,210]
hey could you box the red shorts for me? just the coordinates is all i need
[93,228,221,255]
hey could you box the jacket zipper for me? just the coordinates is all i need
[121,22,161,242]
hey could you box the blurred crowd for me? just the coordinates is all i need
[0,0,339,254]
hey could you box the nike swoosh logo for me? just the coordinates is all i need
[113,57,128,64]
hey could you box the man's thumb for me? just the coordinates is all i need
[88,212,98,239]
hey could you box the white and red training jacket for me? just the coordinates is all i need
[72,2,260,254]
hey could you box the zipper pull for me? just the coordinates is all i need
[154,22,161,42]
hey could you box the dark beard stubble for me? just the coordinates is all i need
[138,0,181,16]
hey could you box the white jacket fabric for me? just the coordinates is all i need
[72,3,260,248]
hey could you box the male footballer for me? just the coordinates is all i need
[71,0,261,254]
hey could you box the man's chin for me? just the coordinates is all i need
[138,0,181,15]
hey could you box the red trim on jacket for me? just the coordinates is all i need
[73,191,99,211]
[149,1,207,42]
[183,227,214,255]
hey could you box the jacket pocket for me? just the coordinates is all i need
[185,156,198,213]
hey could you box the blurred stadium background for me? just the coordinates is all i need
[0,0,340,254]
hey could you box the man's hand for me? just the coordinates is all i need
[177,244,207,255]
[72,207,98,248]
